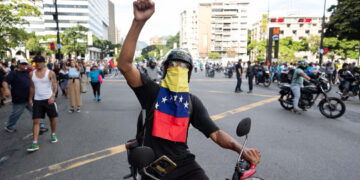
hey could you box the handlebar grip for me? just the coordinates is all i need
[240,164,256,180]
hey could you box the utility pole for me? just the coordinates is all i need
[319,0,327,65]
[54,0,61,61]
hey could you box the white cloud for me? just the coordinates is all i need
[114,0,337,43]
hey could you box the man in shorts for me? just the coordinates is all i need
[27,55,58,152]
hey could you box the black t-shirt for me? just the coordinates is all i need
[235,64,243,77]
[131,73,219,164]
[5,70,30,103]
[10,65,16,71]
[338,69,354,81]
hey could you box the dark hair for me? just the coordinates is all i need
[33,55,45,63]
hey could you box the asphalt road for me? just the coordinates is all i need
[0,71,360,180]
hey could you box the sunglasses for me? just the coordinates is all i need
[168,61,189,68]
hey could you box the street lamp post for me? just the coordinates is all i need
[319,0,327,65]
[54,0,61,61]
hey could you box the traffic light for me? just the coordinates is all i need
[50,42,55,51]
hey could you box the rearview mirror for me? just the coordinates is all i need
[236,117,251,137]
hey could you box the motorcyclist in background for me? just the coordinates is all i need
[144,58,162,82]
[338,63,356,100]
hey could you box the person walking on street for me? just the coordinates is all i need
[246,61,255,93]
[27,55,58,152]
[59,64,69,97]
[235,59,243,93]
[3,59,48,133]
[88,65,103,102]
[67,60,82,113]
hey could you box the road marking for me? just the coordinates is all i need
[211,97,279,121]
[207,90,275,98]
[15,96,278,179]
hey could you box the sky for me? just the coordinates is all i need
[112,0,337,44]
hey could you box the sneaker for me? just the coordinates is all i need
[239,90,243,92]
[5,127,16,133]
[76,108,81,113]
[39,127,49,135]
[68,109,74,113]
[292,108,302,114]
[27,143,39,152]
[247,90,252,93]
[51,134,58,143]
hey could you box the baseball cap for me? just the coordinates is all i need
[19,59,28,65]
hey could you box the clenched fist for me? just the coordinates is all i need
[133,0,155,22]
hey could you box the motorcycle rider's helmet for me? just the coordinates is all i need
[297,60,307,70]
[162,48,193,82]
[149,58,156,69]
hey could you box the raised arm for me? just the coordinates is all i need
[117,0,155,88]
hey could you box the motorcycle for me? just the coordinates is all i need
[207,68,215,78]
[337,73,360,100]
[309,72,331,93]
[255,70,271,87]
[228,118,263,180]
[278,79,346,119]
[224,68,234,78]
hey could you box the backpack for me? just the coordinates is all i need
[135,94,193,145]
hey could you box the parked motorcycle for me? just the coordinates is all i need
[224,68,233,78]
[255,71,271,87]
[278,79,346,118]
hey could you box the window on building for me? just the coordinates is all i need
[318,30,322,33]
[305,30,310,34]
[287,24,291,28]
[292,30,297,35]
[299,24,304,27]
[241,10,246,13]
[280,30,284,35]
[313,23,317,26]
[212,9,223,12]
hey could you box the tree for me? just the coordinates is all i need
[208,52,220,59]
[61,25,88,57]
[25,33,45,54]
[166,32,179,49]
[325,0,360,41]
[141,45,170,60]
[0,0,41,57]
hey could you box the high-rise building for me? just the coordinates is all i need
[251,15,329,42]
[108,0,116,44]
[180,1,249,59]
[18,0,110,40]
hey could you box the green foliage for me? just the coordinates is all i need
[208,52,220,59]
[325,0,360,41]
[165,32,179,49]
[0,0,41,57]
[61,25,88,57]
[141,45,170,60]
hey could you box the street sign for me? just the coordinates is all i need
[319,49,324,54]
[273,35,279,41]
[56,44,62,50]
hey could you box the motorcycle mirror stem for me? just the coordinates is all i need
[237,135,248,163]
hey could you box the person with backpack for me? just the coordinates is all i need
[117,1,260,179]
[291,60,311,114]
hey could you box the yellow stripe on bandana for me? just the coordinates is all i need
[161,67,189,93]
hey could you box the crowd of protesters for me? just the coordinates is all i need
[0,55,117,152]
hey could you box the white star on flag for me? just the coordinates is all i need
[184,101,189,108]
[170,96,173,101]
[179,96,183,103]
[161,97,167,103]
[155,102,159,109]
[174,95,178,101]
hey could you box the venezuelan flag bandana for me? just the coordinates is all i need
[153,67,190,143]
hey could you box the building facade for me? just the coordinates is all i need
[251,15,329,42]
[108,0,116,44]
[149,36,163,45]
[180,1,249,59]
